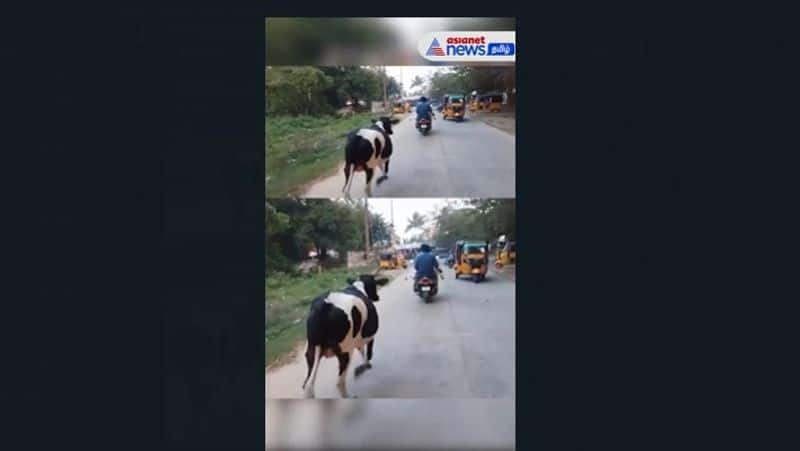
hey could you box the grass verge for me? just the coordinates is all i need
[266,114,378,197]
[266,265,397,368]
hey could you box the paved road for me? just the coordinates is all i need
[302,113,515,198]
[266,264,515,399]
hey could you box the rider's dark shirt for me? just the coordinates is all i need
[415,101,432,120]
[414,251,439,279]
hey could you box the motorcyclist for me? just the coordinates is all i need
[415,96,435,129]
[413,243,443,291]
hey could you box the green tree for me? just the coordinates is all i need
[428,68,469,99]
[369,213,392,247]
[266,66,334,116]
[457,66,516,109]
[266,201,293,273]
[406,212,427,235]
[385,76,401,98]
[431,199,516,249]
[266,198,310,272]
[296,200,361,263]
[320,66,382,108]
[265,199,367,273]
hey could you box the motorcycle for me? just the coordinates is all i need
[415,277,437,302]
[416,115,433,136]
[414,273,443,303]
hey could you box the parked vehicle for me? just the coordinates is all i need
[482,93,504,112]
[379,251,407,269]
[396,252,408,268]
[495,241,516,268]
[392,101,407,114]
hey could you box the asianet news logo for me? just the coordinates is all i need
[420,32,516,61]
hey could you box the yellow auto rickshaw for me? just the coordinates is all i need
[483,94,503,112]
[392,101,406,114]
[452,240,489,283]
[495,240,516,268]
[379,251,407,270]
[442,94,466,122]
[379,252,397,270]
[470,96,483,112]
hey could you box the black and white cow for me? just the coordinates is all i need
[302,274,389,398]
[342,117,394,198]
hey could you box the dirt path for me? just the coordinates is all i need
[471,111,516,136]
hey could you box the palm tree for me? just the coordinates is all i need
[406,212,426,235]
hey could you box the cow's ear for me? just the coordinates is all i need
[376,277,390,286]
[346,278,355,285]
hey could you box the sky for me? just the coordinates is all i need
[367,198,468,240]
[385,66,454,95]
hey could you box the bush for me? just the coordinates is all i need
[266,67,334,116]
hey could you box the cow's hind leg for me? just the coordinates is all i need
[302,344,321,398]
[366,338,374,362]
[343,163,357,199]
[342,163,352,195]
[376,159,390,185]
[335,351,352,398]
[302,343,315,388]
[364,168,375,197]
[354,343,372,377]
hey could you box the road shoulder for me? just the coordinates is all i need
[492,262,516,282]
[470,111,516,136]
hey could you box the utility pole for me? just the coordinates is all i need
[400,67,404,99]
[382,66,387,108]
[363,197,371,260]
[390,199,395,247]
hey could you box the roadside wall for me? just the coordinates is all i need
[347,251,375,268]
[371,101,390,114]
